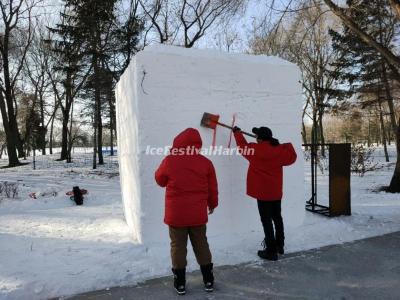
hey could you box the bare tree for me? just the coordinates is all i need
[212,20,242,52]
[23,23,53,155]
[138,0,247,47]
[263,0,400,191]
[46,4,91,163]
[0,0,40,166]
[251,1,338,150]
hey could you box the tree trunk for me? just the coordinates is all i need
[67,100,74,163]
[311,110,318,145]
[60,110,69,160]
[318,111,325,156]
[97,104,104,164]
[388,117,400,192]
[93,121,97,170]
[110,126,114,156]
[6,98,24,159]
[15,130,25,159]
[0,93,20,167]
[39,91,46,155]
[60,73,73,161]
[381,64,400,191]
[108,88,115,156]
[301,101,308,147]
[382,64,398,138]
[1,28,23,165]
[92,33,100,169]
[93,34,104,165]
[301,120,307,142]
[378,101,389,162]
[50,115,54,155]
[6,129,21,166]
[367,117,371,147]
[49,94,58,155]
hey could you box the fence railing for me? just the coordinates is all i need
[0,148,119,170]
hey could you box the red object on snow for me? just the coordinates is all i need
[29,192,37,199]
[234,131,297,201]
[155,128,218,227]
[66,189,88,196]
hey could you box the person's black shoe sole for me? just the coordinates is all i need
[175,288,186,295]
[257,251,278,261]
[204,284,214,292]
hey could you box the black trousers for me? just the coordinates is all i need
[257,200,284,251]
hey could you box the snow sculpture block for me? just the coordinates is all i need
[116,45,304,245]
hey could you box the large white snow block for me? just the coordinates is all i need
[116,45,304,245]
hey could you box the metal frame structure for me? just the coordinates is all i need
[304,142,351,217]
[304,143,329,216]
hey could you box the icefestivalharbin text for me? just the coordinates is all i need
[145,145,255,156]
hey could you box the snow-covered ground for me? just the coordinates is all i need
[1,148,400,300]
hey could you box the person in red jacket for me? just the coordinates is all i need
[233,126,297,261]
[155,128,218,295]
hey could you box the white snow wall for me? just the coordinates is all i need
[116,45,304,245]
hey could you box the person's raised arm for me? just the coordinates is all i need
[233,127,256,161]
[280,143,297,166]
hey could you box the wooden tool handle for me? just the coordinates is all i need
[216,121,257,138]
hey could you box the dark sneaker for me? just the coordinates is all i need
[200,263,214,292]
[259,239,278,260]
[172,268,186,295]
[277,245,284,255]
[175,284,186,295]
[204,282,214,292]
[257,249,278,261]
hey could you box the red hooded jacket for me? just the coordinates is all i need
[234,131,297,201]
[155,128,218,227]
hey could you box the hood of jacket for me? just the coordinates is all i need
[172,128,202,150]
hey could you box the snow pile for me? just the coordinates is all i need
[115,45,304,245]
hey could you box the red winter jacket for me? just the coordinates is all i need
[155,128,218,227]
[234,131,297,201]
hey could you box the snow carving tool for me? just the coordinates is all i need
[200,112,256,138]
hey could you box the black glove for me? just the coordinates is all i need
[232,126,241,133]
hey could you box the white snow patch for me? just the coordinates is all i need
[0,147,399,299]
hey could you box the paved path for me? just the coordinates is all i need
[67,232,400,300]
